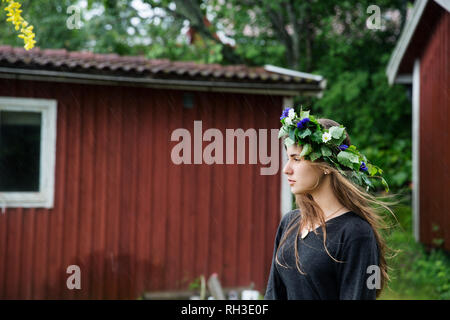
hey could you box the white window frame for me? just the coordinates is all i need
[0,96,57,209]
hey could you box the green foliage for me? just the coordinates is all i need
[311,66,412,191]
[381,205,450,300]
[188,276,201,291]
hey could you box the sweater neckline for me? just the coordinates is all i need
[300,211,354,239]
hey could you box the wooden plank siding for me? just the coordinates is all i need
[419,11,450,251]
[0,78,282,299]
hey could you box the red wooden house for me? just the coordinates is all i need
[0,46,324,299]
[387,0,450,250]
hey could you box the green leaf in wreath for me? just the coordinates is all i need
[299,128,312,138]
[284,137,295,148]
[321,145,332,157]
[329,126,345,139]
[311,130,323,143]
[309,151,322,162]
[289,127,296,142]
[367,163,377,176]
[361,173,373,187]
[278,126,288,138]
[381,177,389,192]
[349,171,362,186]
[335,135,346,146]
[299,143,312,157]
[300,109,310,119]
[337,151,360,169]
[336,167,347,176]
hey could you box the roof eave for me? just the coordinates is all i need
[0,67,323,97]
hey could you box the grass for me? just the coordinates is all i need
[377,204,450,300]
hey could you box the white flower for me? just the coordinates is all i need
[288,108,296,118]
[285,108,296,125]
[322,132,332,143]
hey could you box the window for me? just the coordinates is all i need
[0,97,57,208]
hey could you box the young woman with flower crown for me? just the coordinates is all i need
[264,107,399,300]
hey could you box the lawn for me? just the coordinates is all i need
[377,204,450,300]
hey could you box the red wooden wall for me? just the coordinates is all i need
[419,11,450,251]
[0,78,282,299]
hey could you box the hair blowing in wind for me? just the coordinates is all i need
[276,118,402,298]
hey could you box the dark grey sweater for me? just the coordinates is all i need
[264,209,380,300]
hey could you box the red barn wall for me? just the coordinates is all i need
[419,11,450,250]
[0,78,283,299]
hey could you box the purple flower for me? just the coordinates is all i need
[296,117,310,129]
[339,144,349,151]
[360,162,368,172]
[280,108,292,120]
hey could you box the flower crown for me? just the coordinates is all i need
[279,106,389,192]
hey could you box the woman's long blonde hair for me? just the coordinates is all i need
[276,118,401,298]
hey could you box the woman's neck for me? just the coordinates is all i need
[310,175,348,218]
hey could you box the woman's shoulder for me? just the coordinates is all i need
[280,208,301,227]
[338,211,377,242]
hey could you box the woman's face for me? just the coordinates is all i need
[283,144,323,195]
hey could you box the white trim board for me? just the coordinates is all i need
[386,0,450,85]
[280,97,294,217]
[394,74,413,84]
[435,0,450,11]
[264,65,324,82]
[386,0,428,85]
[0,96,57,209]
[412,59,420,242]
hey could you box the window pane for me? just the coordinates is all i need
[0,111,41,191]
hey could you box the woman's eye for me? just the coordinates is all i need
[294,158,301,162]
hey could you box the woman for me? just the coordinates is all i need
[264,107,398,300]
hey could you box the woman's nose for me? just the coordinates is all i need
[283,162,292,175]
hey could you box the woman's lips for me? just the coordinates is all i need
[288,179,296,185]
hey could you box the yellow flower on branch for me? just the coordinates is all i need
[2,0,36,50]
